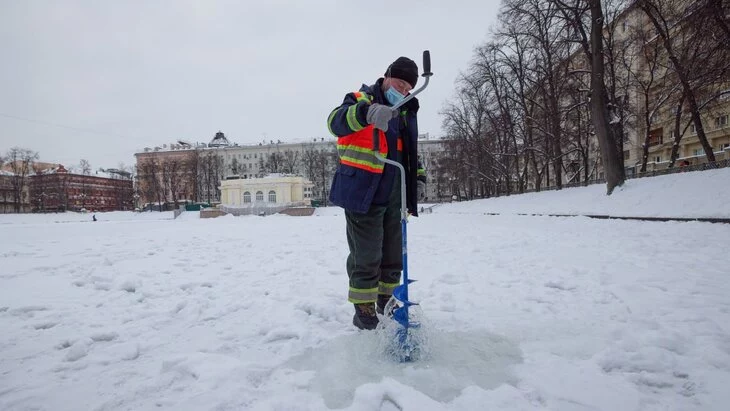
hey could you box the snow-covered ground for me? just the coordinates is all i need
[1,169,729,411]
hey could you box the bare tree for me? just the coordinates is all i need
[635,0,728,163]
[183,151,200,202]
[302,142,337,204]
[138,157,164,211]
[198,151,224,204]
[77,158,92,208]
[79,159,92,175]
[230,157,241,175]
[622,15,680,172]
[588,0,625,193]
[6,147,39,212]
[552,0,626,193]
[260,151,285,174]
[161,157,186,206]
[282,149,300,174]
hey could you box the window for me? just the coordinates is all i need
[621,20,627,33]
[268,190,276,203]
[690,123,697,134]
[256,191,264,201]
[648,128,663,146]
[654,156,661,163]
[720,143,730,151]
[715,115,728,129]
[693,148,702,156]
[624,150,631,160]
[243,191,251,203]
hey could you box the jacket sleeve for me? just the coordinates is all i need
[326,92,373,137]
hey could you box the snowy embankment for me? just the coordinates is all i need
[437,167,730,219]
[1,169,729,411]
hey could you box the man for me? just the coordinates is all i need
[327,57,421,330]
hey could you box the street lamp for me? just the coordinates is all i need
[133,193,140,211]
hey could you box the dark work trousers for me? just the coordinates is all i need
[345,176,402,304]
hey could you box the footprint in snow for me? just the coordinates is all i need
[9,305,49,319]
[544,281,576,291]
[33,321,58,330]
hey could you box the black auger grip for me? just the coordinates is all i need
[422,50,433,77]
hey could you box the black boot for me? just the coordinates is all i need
[353,303,379,330]
[376,294,396,316]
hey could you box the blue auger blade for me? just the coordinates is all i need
[393,306,410,328]
[393,283,419,307]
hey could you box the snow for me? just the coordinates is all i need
[1,169,729,411]
[442,167,730,218]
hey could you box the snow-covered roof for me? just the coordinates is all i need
[208,131,231,147]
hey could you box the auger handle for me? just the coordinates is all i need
[422,50,433,77]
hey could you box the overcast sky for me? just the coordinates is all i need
[1,0,500,170]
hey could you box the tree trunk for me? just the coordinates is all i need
[590,0,624,194]
[668,93,687,168]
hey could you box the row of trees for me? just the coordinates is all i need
[1,147,134,213]
[136,142,339,209]
[1,147,39,212]
[439,0,729,198]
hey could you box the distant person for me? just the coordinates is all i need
[327,56,421,330]
[92,214,97,222]
[417,160,427,201]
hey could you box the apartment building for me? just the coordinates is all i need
[625,1,730,172]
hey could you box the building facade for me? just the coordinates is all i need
[29,165,134,212]
[0,171,30,213]
[219,174,314,215]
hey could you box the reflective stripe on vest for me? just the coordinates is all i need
[336,92,403,172]
[337,124,388,173]
[353,92,372,104]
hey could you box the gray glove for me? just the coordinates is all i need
[366,103,398,132]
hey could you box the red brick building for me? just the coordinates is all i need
[29,165,134,212]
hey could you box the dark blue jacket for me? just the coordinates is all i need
[327,78,420,216]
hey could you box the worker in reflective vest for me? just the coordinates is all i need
[327,56,421,330]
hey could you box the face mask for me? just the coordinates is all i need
[385,86,405,106]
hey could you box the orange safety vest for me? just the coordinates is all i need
[336,92,403,173]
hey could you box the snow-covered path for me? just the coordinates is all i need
[2,204,729,410]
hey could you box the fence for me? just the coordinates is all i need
[218,202,309,217]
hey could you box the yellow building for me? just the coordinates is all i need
[219,174,314,215]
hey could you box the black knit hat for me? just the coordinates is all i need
[385,57,418,89]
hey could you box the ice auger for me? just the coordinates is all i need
[373,50,433,362]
